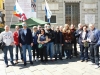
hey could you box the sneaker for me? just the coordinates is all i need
[50,58,54,61]
[36,58,39,62]
[85,60,88,62]
[81,60,84,62]
[21,59,24,62]
[88,62,94,65]
[94,65,99,69]
[16,60,18,64]
[5,64,9,68]
[10,62,15,66]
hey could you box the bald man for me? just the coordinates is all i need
[0,25,15,67]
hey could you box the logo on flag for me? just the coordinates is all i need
[13,1,27,21]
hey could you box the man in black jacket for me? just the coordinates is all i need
[19,22,33,66]
[54,26,63,60]
[46,24,55,61]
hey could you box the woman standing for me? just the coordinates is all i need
[63,24,73,59]
[79,25,89,62]
[37,29,48,62]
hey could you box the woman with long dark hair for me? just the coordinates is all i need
[37,29,48,62]
[79,25,89,62]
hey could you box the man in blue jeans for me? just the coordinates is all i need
[19,22,33,66]
[0,25,15,67]
[46,24,55,61]
[88,24,100,69]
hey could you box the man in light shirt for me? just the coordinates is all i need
[0,25,14,67]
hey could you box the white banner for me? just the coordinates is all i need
[18,0,36,19]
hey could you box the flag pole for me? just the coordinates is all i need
[10,14,14,27]
[10,0,17,27]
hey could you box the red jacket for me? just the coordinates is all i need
[13,31,19,45]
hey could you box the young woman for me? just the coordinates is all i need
[37,29,48,62]
[79,25,89,62]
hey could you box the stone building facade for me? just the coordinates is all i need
[5,0,100,29]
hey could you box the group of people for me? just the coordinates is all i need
[0,22,100,69]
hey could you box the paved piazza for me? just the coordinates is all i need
[0,47,100,75]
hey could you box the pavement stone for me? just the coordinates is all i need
[0,47,100,75]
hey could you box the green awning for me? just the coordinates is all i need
[11,17,48,28]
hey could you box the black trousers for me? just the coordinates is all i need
[32,44,39,58]
[15,44,23,61]
[73,42,77,56]
[39,46,47,61]
[62,45,65,57]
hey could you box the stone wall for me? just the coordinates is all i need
[5,0,18,26]
[4,0,100,29]
[37,0,99,28]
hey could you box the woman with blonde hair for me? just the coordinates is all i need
[63,24,73,59]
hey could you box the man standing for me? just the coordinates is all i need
[13,26,23,63]
[19,22,33,66]
[54,26,63,60]
[75,23,83,44]
[70,24,77,57]
[0,25,14,67]
[46,24,55,61]
[88,24,100,68]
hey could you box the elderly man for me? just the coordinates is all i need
[75,23,83,56]
[0,25,14,67]
[19,22,33,66]
[75,23,83,42]
[13,26,23,63]
[87,24,100,68]
[32,26,39,62]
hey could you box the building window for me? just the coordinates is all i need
[45,15,56,23]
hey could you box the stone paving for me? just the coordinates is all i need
[0,48,100,75]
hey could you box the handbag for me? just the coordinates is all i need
[64,44,72,50]
[0,42,6,49]
[38,44,43,49]
[84,41,89,47]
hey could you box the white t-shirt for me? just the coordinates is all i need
[82,32,86,40]
[0,31,14,46]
